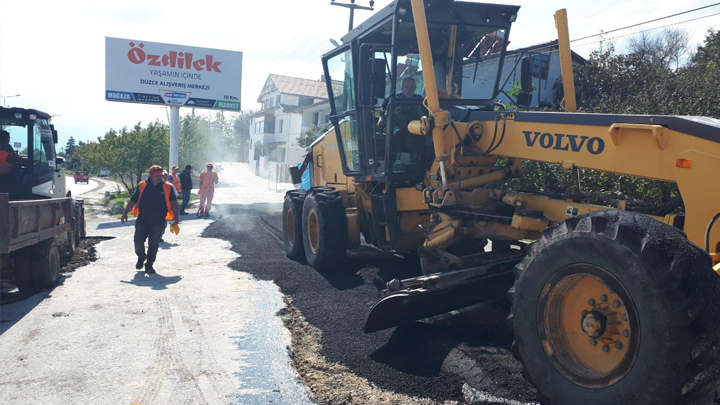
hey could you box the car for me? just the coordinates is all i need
[73,170,89,184]
[99,169,111,177]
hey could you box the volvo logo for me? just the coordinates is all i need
[523,131,605,155]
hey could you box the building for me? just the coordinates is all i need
[468,40,586,108]
[249,74,333,183]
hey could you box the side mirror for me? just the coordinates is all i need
[55,156,66,165]
[289,166,302,184]
[52,129,58,144]
[520,57,533,93]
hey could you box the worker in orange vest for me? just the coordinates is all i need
[0,130,27,184]
[168,165,182,194]
[121,165,179,274]
[198,163,218,217]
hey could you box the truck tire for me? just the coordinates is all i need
[302,189,347,272]
[12,247,36,294]
[31,240,61,290]
[509,210,720,405]
[283,190,307,262]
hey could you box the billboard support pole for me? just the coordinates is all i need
[170,106,179,169]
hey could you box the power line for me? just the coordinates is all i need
[586,0,626,19]
[570,2,720,43]
[269,36,302,63]
[298,40,332,63]
[280,35,317,64]
[572,11,720,48]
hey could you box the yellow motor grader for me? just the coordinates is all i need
[282,1,720,403]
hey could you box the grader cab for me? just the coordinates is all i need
[283,1,720,404]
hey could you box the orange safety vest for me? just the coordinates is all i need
[169,173,182,193]
[0,150,13,174]
[131,181,174,220]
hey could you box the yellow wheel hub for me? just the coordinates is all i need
[538,264,639,388]
[307,208,319,254]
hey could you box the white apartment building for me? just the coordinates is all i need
[249,74,332,183]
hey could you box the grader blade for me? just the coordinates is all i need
[364,254,523,333]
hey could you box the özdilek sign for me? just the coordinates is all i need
[105,37,242,111]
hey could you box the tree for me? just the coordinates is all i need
[74,121,168,193]
[297,123,331,149]
[691,28,720,68]
[232,110,254,162]
[65,137,77,157]
[628,28,690,69]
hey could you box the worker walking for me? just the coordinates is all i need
[168,165,182,196]
[178,165,192,215]
[198,163,218,217]
[121,165,179,274]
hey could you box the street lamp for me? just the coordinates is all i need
[331,0,374,32]
[0,93,21,107]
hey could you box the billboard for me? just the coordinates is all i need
[105,37,242,111]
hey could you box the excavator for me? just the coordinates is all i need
[282,0,720,403]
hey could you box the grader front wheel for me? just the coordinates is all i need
[301,189,347,272]
[283,190,307,261]
[510,211,720,405]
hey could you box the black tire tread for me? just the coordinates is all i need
[302,188,347,272]
[283,190,307,262]
[510,210,720,405]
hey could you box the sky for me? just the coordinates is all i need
[0,0,717,151]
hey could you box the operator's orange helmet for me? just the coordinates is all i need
[149,165,163,173]
[171,165,178,170]
[206,163,213,168]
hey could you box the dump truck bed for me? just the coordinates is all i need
[0,193,74,255]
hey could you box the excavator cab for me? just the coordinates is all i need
[321,0,519,183]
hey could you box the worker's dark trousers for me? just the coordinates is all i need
[180,189,191,213]
[134,217,166,265]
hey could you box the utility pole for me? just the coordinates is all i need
[331,0,374,32]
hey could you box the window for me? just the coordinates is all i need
[276,95,281,106]
[33,118,55,174]
[313,112,319,125]
[299,96,314,107]
[279,120,283,133]
[326,48,355,114]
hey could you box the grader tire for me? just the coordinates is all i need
[12,247,36,294]
[509,210,720,405]
[283,190,307,262]
[302,189,347,272]
[31,240,61,290]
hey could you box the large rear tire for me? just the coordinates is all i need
[283,190,306,262]
[31,240,61,290]
[509,210,720,405]
[301,189,347,272]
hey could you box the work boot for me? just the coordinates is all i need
[136,256,145,270]
[145,263,156,274]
